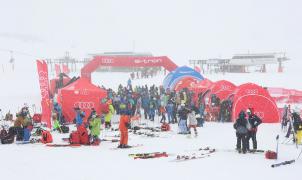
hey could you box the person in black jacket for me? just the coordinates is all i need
[246,108,262,151]
[233,110,248,153]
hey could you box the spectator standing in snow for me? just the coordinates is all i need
[246,108,262,152]
[233,110,248,154]
[178,104,190,134]
[188,110,198,136]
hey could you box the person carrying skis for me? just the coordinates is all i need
[89,114,101,145]
[233,110,248,153]
[246,108,262,152]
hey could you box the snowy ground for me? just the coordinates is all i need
[0,62,301,180]
[0,118,301,180]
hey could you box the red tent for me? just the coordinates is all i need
[232,83,280,123]
[208,80,236,101]
[58,78,107,123]
[173,77,200,91]
[192,78,213,94]
[49,77,71,97]
[191,79,213,105]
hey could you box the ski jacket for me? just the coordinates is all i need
[247,114,262,132]
[178,107,189,120]
[53,119,61,131]
[89,117,101,136]
[166,103,174,113]
[234,117,248,134]
[105,104,115,123]
[188,112,198,126]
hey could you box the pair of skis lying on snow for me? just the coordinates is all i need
[128,147,216,161]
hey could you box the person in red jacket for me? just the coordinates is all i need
[118,100,131,148]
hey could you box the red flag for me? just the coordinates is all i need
[55,64,61,77]
[62,64,70,74]
[37,60,52,128]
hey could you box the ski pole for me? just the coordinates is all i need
[297,147,302,160]
[276,135,279,159]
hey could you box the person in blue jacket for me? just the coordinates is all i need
[141,93,150,120]
[166,100,174,124]
[75,107,85,126]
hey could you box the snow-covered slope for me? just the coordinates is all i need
[0,120,300,180]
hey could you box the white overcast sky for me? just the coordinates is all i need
[0,0,301,66]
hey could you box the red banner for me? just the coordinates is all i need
[37,60,52,128]
[55,64,61,77]
[62,64,70,74]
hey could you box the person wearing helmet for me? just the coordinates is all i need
[246,108,262,152]
[233,110,248,153]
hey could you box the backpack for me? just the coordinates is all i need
[0,129,8,140]
[236,126,248,134]
[265,150,277,159]
[61,125,69,133]
[69,131,80,144]
[41,131,53,144]
[1,134,15,144]
[77,125,89,145]
[161,123,170,131]
[119,103,126,110]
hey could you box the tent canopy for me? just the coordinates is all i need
[232,83,280,123]
[207,80,236,101]
[192,78,213,94]
[163,66,204,90]
[58,78,107,123]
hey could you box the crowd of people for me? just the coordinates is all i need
[2,79,302,154]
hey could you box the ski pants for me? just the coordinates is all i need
[160,113,166,123]
[143,107,149,120]
[120,131,128,145]
[179,119,188,133]
[247,131,257,150]
[236,133,247,152]
[167,112,173,123]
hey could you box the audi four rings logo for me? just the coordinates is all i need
[74,102,95,109]
[245,89,258,94]
[101,59,113,64]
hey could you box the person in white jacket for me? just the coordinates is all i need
[188,110,198,136]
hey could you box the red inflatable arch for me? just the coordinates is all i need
[81,56,178,81]
[232,83,280,123]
